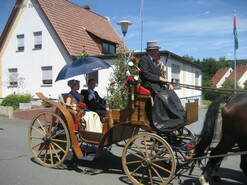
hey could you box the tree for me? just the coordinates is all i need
[182,54,201,63]
[105,49,128,109]
[105,49,137,109]
[222,79,241,89]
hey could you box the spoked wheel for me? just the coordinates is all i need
[172,127,196,164]
[122,133,176,185]
[177,127,195,145]
[28,111,71,167]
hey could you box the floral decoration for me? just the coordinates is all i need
[158,60,167,78]
[124,55,140,88]
[123,51,141,101]
[76,102,87,116]
[74,102,87,131]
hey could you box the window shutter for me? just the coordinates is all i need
[172,64,180,79]
[34,31,42,45]
[17,34,24,47]
[42,66,52,80]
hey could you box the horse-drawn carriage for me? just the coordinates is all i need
[28,86,199,185]
[28,57,247,185]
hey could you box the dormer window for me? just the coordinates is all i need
[16,34,24,52]
[33,31,42,49]
[102,42,116,54]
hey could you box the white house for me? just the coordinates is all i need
[0,0,202,104]
[211,65,247,88]
[210,67,233,88]
[222,64,247,88]
[0,0,122,99]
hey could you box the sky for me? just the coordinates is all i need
[1,0,247,60]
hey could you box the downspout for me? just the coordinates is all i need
[165,53,170,81]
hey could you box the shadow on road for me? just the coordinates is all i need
[30,148,247,185]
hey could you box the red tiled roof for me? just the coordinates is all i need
[223,64,247,85]
[210,67,231,86]
[0,0,123,57]
[36,0,123,56]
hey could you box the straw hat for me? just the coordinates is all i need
[145,41,161,50]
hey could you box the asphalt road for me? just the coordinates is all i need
[0,116,246,185]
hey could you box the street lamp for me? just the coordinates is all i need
[117,20,132,36]
[117,20,132,54]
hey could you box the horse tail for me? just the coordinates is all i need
[194,96,229,157]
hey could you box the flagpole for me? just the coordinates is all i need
[140,0,144,52]
[234,46,236,90]
[233,10,238,90]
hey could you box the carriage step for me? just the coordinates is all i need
[79,153,95,161]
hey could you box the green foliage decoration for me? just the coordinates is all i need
[106,50,127,109]
[105,49,137,109]
[77,50,89,59]
[42,100,54,108]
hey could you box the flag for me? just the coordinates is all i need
[233,13,238,51]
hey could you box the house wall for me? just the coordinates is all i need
[1,0,122,100]
[238,71,247,88]
[216,68,232,88]
[2,0,73,99]
[162,56,202,105]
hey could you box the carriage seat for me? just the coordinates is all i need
[58,93,68,106]
[136,85,152,95]
[58,93,81,109]
[57,93,77,119]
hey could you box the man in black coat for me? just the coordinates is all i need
[138,41,173,92]
[81,79,106,118]
[138,41,185,131]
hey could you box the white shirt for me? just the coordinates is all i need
[88,89,96,101]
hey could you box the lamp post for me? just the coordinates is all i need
[117,20,132,55]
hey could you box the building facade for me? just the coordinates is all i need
[1,0,202,104]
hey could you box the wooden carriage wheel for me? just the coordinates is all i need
[178,127,195,144]
[122,133,176,185]
[173,127,196,163]
[28,111,71,168]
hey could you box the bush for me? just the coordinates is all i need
[42,100,54,108]
[1,94,33,110]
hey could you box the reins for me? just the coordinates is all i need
[172,82,247,94]
[185,150,247,162]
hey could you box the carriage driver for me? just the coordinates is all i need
[138,41,186,132]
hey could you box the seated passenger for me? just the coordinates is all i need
[81,79,106,119]
[66,79,102,133]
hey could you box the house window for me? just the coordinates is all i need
[8,68,18,87]
[86,71,98,86]
[102,42,116,54]
[41,66,52,85]
[195,70,200,86]
[171,64,180,88]
[33,31,42,49]
[16,34,24,51]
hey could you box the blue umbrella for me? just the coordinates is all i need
[55,57,111,82]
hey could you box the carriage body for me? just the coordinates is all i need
[28,88,198,184]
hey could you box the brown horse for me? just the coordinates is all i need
[194,94,247,185]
